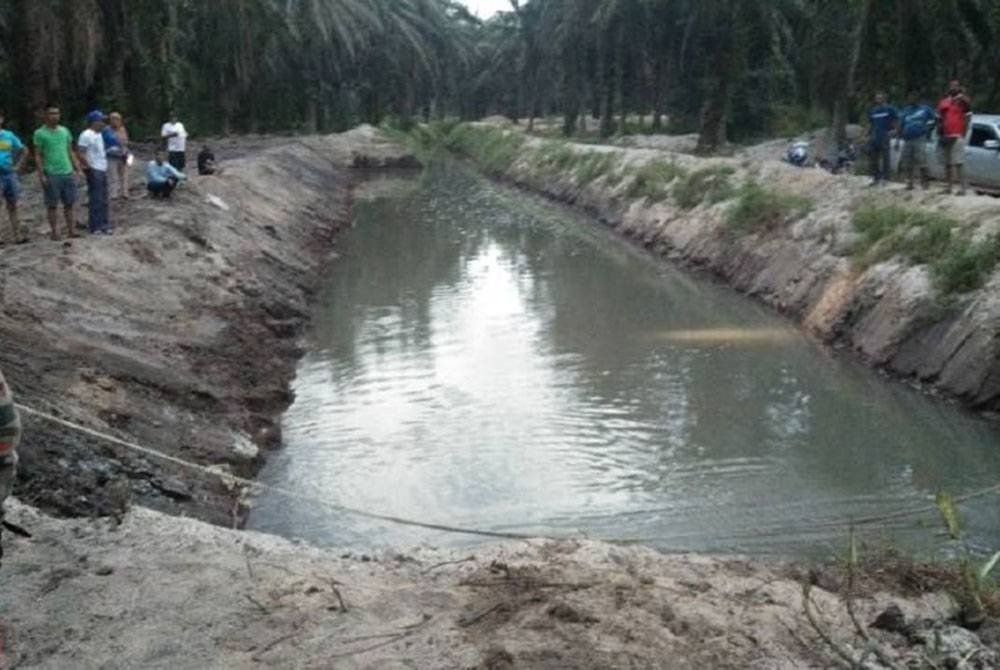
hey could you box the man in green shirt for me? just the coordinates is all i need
[33,105,82,241]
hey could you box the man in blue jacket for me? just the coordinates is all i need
[898,91,935,190]
[867,91,898,187]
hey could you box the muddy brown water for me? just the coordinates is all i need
[248,161,1000,557]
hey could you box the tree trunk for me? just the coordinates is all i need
[696,8,736,154]
[12,0,51,132]
[834,0,874,144]
[599,24,617,138]
[305,97,318,133]
[651,55,665,131]
[616,24,627,135]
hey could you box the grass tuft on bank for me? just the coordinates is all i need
[673,165,736,209]
[574,151,624,185]
[726,182,813,233]
[851,203,1000,295]
[441,124,526,173]
[626,160,686,201]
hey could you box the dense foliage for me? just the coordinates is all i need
[1,0,998,147]
[0,0,479,137]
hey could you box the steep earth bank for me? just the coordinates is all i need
[4,499,999,669]
[0,126,416,525]
[439,123,1000,413]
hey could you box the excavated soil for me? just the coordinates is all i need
[3,500,999,669]
[0,127,416,525]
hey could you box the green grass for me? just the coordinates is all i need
[933,236,1000,295]
[407,120,460,150]
[532,140,579,171]
[726,182,813,233]
[626,160,687,201]
[851,203,1000,295]
[673,165,736,209]
[439,124,526,173]
[573,151,623,185]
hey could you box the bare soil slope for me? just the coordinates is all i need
[0,127,414,524]
[4,500,998,669]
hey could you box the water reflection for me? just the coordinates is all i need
[248,162,1000,556]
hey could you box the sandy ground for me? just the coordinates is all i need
[3,499,998,669]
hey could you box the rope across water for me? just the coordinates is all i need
[14,401,1000,546]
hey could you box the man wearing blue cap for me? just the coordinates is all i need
[77,110,111,234]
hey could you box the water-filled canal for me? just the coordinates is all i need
[248,161,1000,556]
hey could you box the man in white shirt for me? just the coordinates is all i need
[161,111,188,172]
[77,110,112,234]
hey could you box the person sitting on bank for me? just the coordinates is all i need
[146,151,186,199]
[197,145,216,176]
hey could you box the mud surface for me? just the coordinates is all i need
[3,500,998,669]
[0,126,416,525]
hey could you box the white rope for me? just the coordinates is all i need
[14,402,540,541]
[13,401,1000,545]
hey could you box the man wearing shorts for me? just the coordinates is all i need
[898,92,935,190]
[0,110,28,245]
[33,105,83,241]
[0,367,21,567]
[936,80,972,195]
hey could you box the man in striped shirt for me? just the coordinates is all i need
[0,367,20,563]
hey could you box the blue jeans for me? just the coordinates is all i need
[86,169,110,232]
[0,171,20,203]
[869,137,891,183]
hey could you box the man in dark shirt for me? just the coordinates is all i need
[197,145,216,176]
[867,91,898,187]
[898,92,935,190]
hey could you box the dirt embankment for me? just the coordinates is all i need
[0,126,416,525]
[4,499,999,669]
[456,123,1000,413]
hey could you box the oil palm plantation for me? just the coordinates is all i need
[1,0,999,147]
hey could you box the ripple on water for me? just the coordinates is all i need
[247,162,1000,557]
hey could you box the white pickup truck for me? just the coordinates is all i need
[892,114,1000,192]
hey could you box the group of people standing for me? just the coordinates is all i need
[867,79,974,194]
[0,106,216,245]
